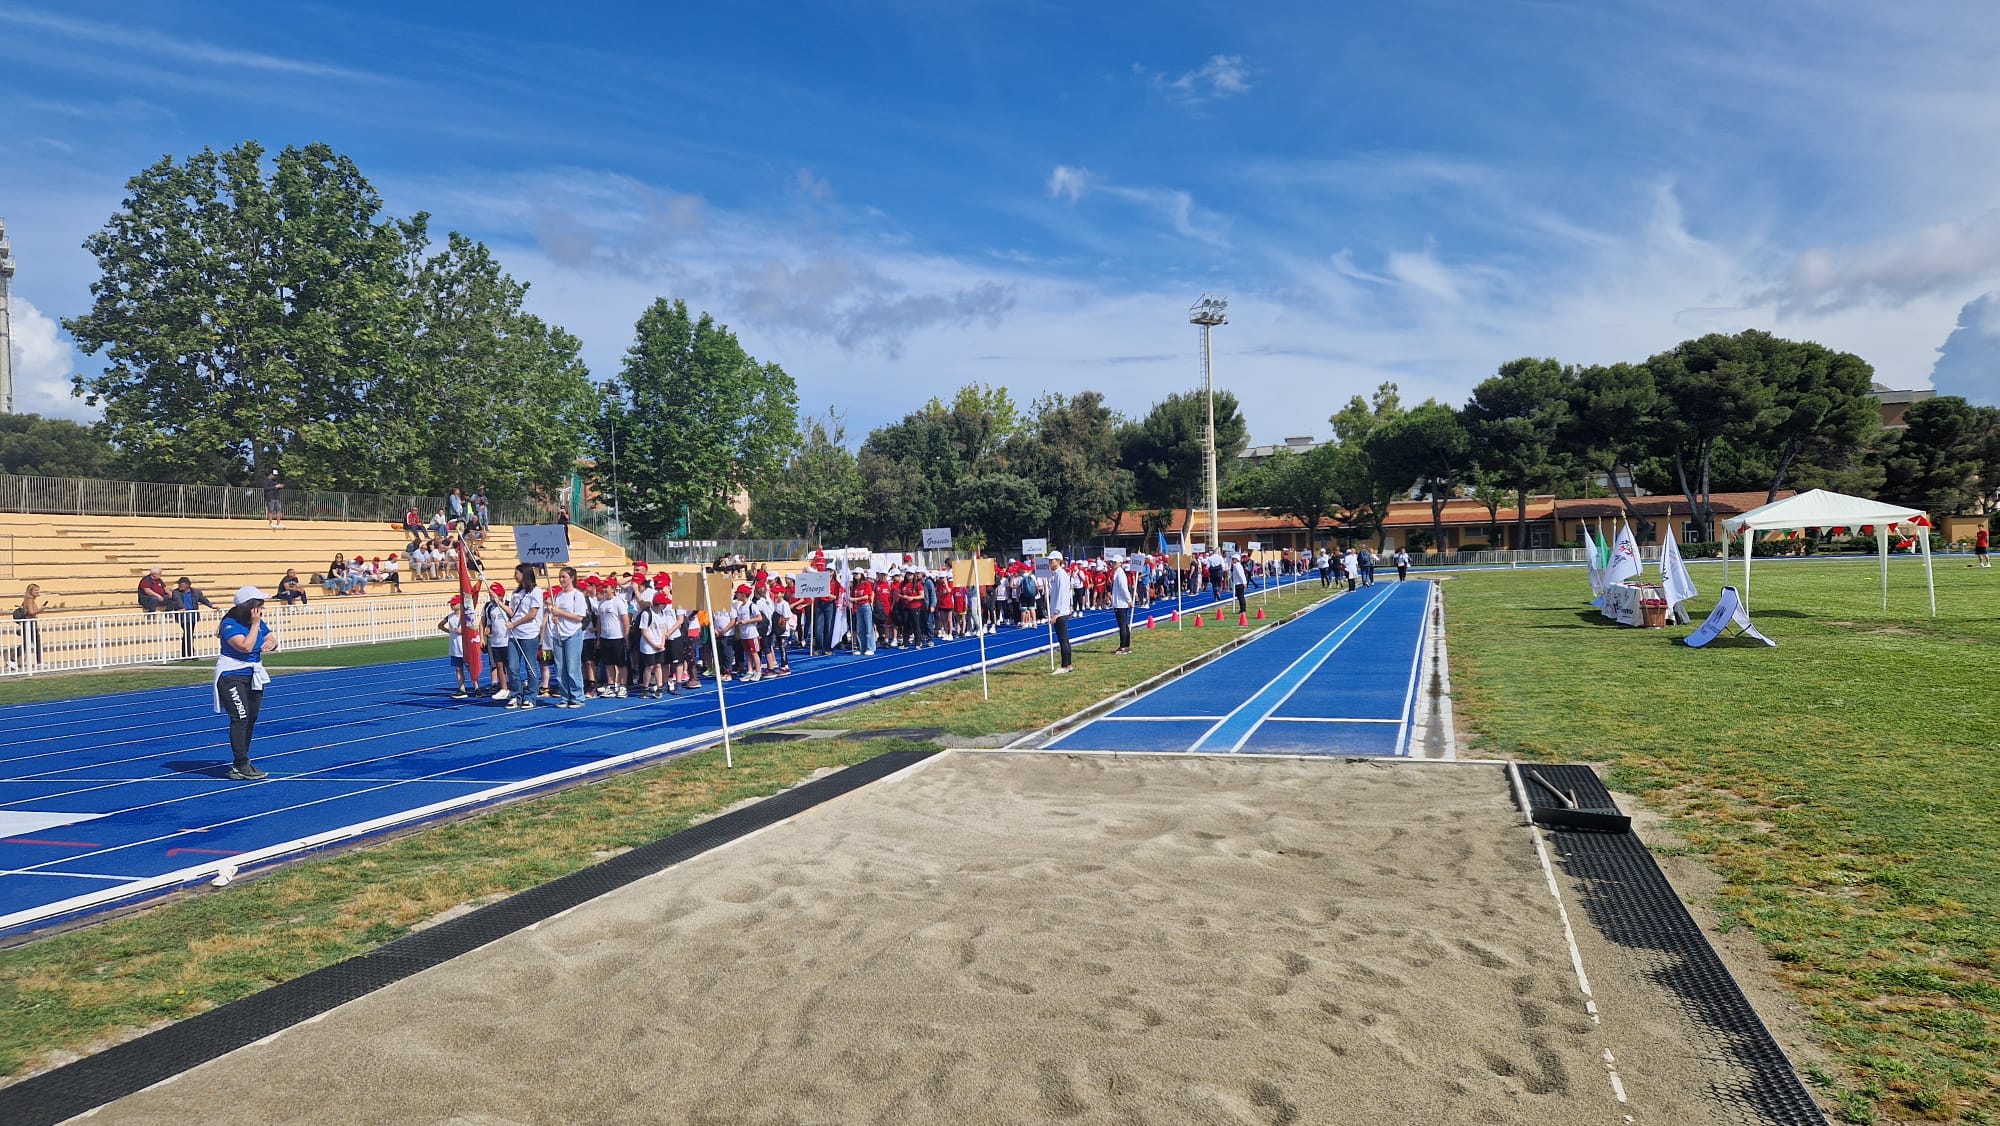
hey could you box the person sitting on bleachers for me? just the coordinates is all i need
[411,542,431,580]
[275,569,309,605]
[138,568,169,614]
[378,554,402,591]
[403,504,423,535]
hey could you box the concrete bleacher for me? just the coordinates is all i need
[0,514,630,615]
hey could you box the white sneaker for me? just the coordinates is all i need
[492,688,512,701]
[615,686,627,698]
[1052,667,1072,675]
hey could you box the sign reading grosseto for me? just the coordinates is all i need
[513,524,571,564]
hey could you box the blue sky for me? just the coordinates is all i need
[7,0,2000,443]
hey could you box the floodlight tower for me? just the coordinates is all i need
[0,219,15,415]
[1189,294,1228,553]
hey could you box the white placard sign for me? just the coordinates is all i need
[1247,541,1262,552]
[1221,541,1237,553]
[513,524,571,564]
[1104,547,1129,560]
[793,570,834,598]
[1021,537,1049,556]
[921,527,953,550]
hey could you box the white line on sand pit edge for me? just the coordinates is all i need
[1506,761,1631,1118]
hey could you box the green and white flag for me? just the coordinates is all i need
[1581,524,1604,598]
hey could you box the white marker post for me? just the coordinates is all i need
[972,551,990,700]
[702,575,733,768]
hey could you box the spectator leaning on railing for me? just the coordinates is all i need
[9,584,45,671]
[168,576,219,659]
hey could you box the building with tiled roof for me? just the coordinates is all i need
[1099,491,1793,553]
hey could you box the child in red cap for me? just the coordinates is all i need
[438,595,473,698]
[482,580,513,699]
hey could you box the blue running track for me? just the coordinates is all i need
[1046,580,1434,757]
[0,572,1316,936]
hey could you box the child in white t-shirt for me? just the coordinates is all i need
[437,597,472,698]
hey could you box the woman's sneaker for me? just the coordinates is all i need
[227,765,269,781]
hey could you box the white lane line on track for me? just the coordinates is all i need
[3,612,1141,875]
[1208,584,1401,754]
[2,614,1115,799]
[1390,582,1435,757]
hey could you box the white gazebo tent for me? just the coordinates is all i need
[1720,488,1935,617]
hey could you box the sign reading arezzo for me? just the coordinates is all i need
[921,527,953,550]
[1021,538,1049,556]
[513,525,570,564]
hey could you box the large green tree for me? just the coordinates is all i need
[1256,444,1343,545]
[1119,388,1248,546]
[947,472,1052,553]
[749,409,863,544]
[1560,362,1661,530]
[1645,332,1780,539]
[1463,358,1571,548]
[0,414,117,478]
[1879,396,1989,514]
[602,298,799,539]
[1369,400,1471,552]
[65,141,593,499]
[67,142,411,487]
[1325,383,1405,544]
[1009,391,1132,549]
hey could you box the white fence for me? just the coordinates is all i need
[4,593,459,678]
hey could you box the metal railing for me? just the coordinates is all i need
[0,472,579,531]
[3,592,457,678]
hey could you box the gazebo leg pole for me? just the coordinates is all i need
[1924,530,1936,618]
[1879,528,1889,610]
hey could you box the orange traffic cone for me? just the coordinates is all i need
[1192,612,1204,627]
[1254,607,1265,620]
[1145,615,1156,629]
[1214,608,1225,621]
[1170,609,1180,622]
[1238,612,1248,627]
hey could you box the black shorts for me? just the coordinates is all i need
[598,637,628,667]
[639,650,664,669]
[665,636,686,663]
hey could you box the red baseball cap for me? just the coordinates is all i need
[653,592,669,606]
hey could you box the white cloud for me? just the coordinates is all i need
[793,168,832,201]
[0,8,378,82]
[1137,54,1253,103]
[1046,165,1091,202]
[6,296,94,420]
[1760,208,2000,314]
[1043,165,1227,247]
[1929,292,2000,406]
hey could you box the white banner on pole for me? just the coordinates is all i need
[1247,541,1261,552]
[1103,547,1128,560]
[1021,537,1049,556]
[1221,541,1237,552]
[513,525,571,564]
[921,527,953,550]
[793,570,834,599]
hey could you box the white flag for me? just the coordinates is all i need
[1581,524,1604,597]
[829,557,852,650]
[1659,526,1697,611]
[1605,523,1643,586]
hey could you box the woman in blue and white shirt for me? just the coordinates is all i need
[215,586,280,780]
[503,564,545,710]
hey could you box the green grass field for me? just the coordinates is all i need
[1446,557,1998,1124]
[0,583,1332,1085]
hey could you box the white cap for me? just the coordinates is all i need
[1047,550,1063,561]
[234,585,268,606]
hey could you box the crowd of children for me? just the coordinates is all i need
[431,547,1330,703]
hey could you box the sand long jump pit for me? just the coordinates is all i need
[70,752,1790,1125]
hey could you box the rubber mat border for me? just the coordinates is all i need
[0,748,940,1126]
[1521,764,1827,1125]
